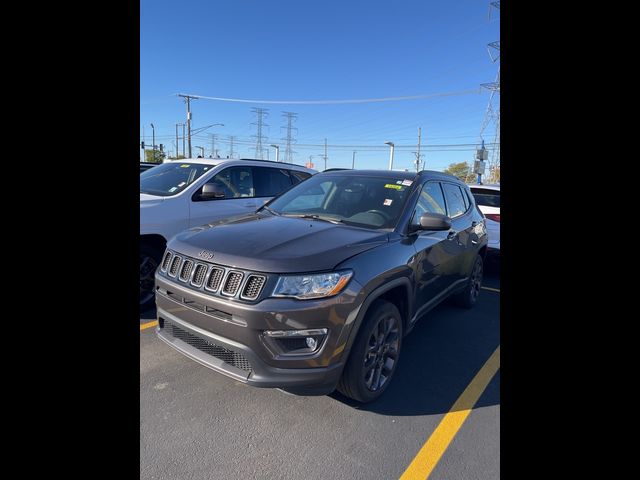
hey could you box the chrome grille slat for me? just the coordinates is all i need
[179,260,194,282]
[168,255,182,277]
[222,271,244,296]
[205,267,225,292]
[161,251,173,272]
[191,264,208,287]
[241,275,266,300]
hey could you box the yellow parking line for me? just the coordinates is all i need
[140,320,158,331]
[399,345,500,480]
[481,286,500,293]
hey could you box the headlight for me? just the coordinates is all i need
[272,271,353,299]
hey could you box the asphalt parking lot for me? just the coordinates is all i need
[140,259,500,480]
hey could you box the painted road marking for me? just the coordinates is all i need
[481,286,500,293]
[399,345,500,480]
[140,320,158,331]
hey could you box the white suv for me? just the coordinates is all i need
[140,158,316,308]
[469,184,500,254]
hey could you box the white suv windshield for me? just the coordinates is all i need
[140,163,212,196]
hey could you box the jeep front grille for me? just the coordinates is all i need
[206,268,224,292]
[241,275,266,300]
[222,271,244,296]
[164,321,252,373]
[191,264,208,287]
[168,256,181,277]
[161,250,268,301]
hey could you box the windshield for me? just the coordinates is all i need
[140,162,213,196]
[263,174,415,229]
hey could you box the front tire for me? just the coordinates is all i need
[140,244,162,311]
[337,300,403,403]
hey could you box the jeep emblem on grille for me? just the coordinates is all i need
[198,250,214,260]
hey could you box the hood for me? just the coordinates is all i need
[140,193,164,207]
[169,214,389,273]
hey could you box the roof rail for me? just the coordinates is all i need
[235,158,308,168]
[322,168,351,172]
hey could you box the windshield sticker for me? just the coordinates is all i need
[168,186,178,193]
[383,199,393,206]
[177,182,186,187]
[180,164,190,168]
[402,179,413,186]
[396,180,403,185]
[385,184,403,190]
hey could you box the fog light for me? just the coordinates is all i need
[264,328,328,355]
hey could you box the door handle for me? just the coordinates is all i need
[447,230,458,240]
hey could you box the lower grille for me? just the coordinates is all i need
[164,321,252,373]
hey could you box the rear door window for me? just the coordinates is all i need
[290,170,312,184]
[253,167,294,197]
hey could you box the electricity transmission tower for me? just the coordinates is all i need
[281,112,298,163]
[475,1,500,184]
[251,108,269,159]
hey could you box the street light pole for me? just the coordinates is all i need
[352,151,356,169]
[384,141,395,170]
[195,146,205,157]
[270,144,280,162]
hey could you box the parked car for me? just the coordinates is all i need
[469,184,500,254]
[140,162,158,174]
[154,169,488,402]
[140,158,316,309]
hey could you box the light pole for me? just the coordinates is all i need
[150,123,155,162]
[270,144,280,162]
[384,141,395,170]
[195,146,205,158]
[352,151,356,169]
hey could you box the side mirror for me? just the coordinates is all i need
[200,183,225,200]
[410,213,452,232]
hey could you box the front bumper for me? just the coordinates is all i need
[154,272,364,394]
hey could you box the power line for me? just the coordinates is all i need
[175,88,482,105]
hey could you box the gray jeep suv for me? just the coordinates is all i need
[155,169,488,402]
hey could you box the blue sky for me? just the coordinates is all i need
[140,0,499,171]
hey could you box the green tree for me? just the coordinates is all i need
[443,162,473,182]
[145,149,166,163]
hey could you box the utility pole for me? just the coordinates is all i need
[181,124,186,157]
[175,124,180,157]
[229,136,236,159]
[142,125,145,161]
[322,138,328,170]
[178,94,198,158]
[413,127,423,172]
[282,112,298,163]
[150,123,155,162]
[352,151,356,169]
[211,134,218,159]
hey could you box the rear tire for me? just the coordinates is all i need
[337,300,403,403]
[140,243,162,311]
[453,254,483,309]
